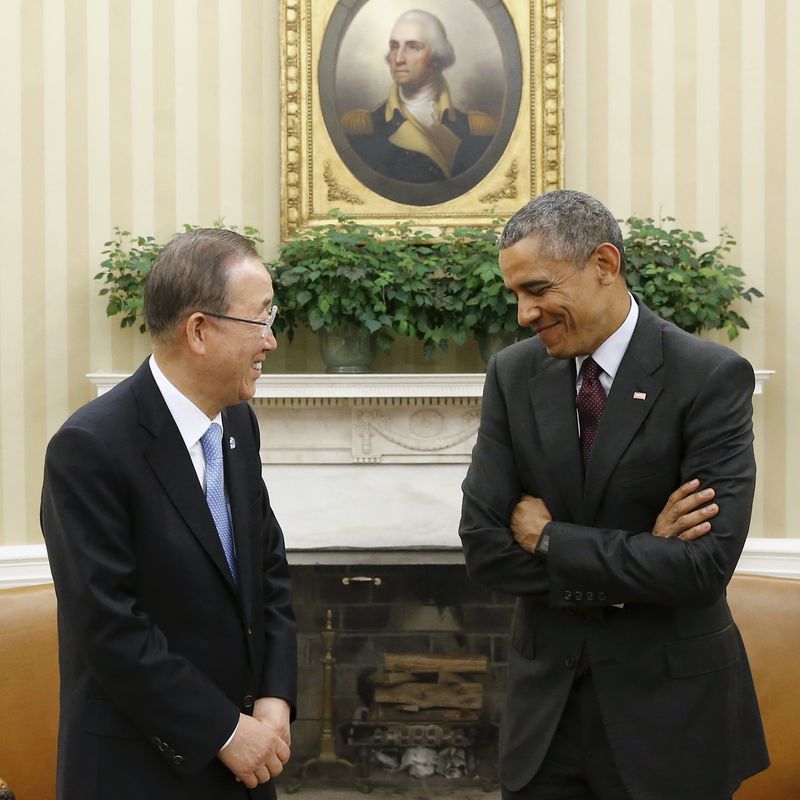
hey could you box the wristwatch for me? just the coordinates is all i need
[535,530,550,557]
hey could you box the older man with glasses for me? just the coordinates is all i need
[41,228,296,800]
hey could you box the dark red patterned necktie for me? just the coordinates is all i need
[576,357,606,464]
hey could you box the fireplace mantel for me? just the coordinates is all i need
[87,370,775,399]
[85,370,775,556]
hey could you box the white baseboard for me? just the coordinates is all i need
[0,544,53,588]
[2,538,799,590]
[734,537,800,578]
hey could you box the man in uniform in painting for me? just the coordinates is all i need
[342,9,497,183]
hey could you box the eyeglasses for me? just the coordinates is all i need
[199,305,278,339]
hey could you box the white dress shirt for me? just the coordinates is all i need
[574,293,639,432]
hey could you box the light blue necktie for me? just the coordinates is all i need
[200,422,238,584]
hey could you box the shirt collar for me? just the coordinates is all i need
[149,355,222,451]
[386,79,456,123]
[575,292,639,381]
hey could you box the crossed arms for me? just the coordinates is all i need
[511,477,720,553]
[460,352,756,606]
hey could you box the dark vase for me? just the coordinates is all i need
[476,331,519,364]
[318,326,377,373]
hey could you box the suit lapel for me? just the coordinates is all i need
[132,362,239,596]
[529,357,583,522]
[222,411,254,628]
[580,303,664,522]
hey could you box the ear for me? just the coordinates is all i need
[185,312,208,355]
[593,243,622,285]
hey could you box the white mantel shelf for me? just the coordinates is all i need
[87,372,486,399]
[86,370,776,398]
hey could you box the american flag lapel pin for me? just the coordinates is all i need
[229,436,237,450]
[633,391,647,401]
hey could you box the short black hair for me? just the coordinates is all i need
[499,190,626,276]
[144,228,260,340]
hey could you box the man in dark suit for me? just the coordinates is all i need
[41,229,297,799]
[460,191,768,799]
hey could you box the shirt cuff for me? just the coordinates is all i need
[219,721,238,752]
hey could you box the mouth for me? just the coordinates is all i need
[533,321,560,337]
[251,360,262,372]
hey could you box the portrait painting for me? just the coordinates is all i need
[319,0,522,206]
[280,0,562,236]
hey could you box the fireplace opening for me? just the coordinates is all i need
[281,562,513,793]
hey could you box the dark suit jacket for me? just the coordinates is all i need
[41,359,297,800]
[460,300,768,799]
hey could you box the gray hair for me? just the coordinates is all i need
[499,190,626,275]
[144,228,260,340]
[388,9,456,70]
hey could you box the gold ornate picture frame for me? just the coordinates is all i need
[280,0,563,237]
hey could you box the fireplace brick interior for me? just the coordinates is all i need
[285,562,513,785]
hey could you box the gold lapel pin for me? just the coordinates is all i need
[633,391,647,401]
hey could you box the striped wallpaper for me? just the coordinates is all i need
[0,0,797,546]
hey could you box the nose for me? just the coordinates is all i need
[395,46,406,64]
[517,297,541,328]
[264,329,278,352]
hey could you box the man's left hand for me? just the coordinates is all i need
[254,697,291,749]
[511,495,552,553]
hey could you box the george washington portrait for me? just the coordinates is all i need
[319,0,522,206]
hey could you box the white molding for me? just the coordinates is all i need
[88,372,487,399]
[735,536,800,578]
[3,538,799,589]
[0,544,52,588]
[87,370,775,400]
[287,548,466,566]
[753,369,774,395]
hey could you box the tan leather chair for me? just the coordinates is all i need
[730,573,800,799]
[0,583,59,800]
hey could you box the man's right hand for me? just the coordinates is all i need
[218,712,291,788]
[653,478,718,541]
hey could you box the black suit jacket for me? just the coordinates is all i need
[41,359,297,800]
[460,301,768,799]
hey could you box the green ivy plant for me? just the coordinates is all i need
[437,224,527,348]
[268,213,429,353]
[623,217,762,340]
[95,221,263,333]
[97,213,762,353]
[268,213,525,358]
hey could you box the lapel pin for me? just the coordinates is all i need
[633,391,647,401]
[229,436,236,450]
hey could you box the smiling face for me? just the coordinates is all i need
[499,234,627,359]
[204,256,276,410]
[387,20,439,93]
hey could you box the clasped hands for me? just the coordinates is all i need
[511,478,718,553]
[218,697,291,788]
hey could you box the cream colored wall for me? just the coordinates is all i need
[0,0,797,545]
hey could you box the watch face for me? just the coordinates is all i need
[537,533,550,554]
